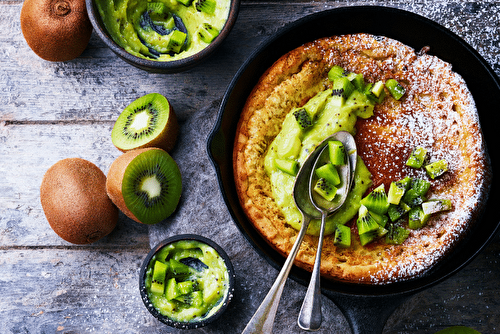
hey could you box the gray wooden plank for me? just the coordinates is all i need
[0,123,149,247]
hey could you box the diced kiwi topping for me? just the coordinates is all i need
[314,178,338,202]
[328,140,346,166]
[312,140,347,202]
[406,146,428,168]
[425,159,448,179]
[334,224,351,248]
[385,79,406,100]
[356,147,451,246]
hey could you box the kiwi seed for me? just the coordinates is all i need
[111,93,178,153]
[40,158,118,244]
[20,0,93,62]
[106,148,182,225]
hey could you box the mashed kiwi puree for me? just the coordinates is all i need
[264,87,373,236]
[95,0,230,61]
[145,239,230,322]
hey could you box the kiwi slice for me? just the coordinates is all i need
[166,277,181,300]
[328,65,347,81]
[198,23,219,43]
[167,30,187,54]
[313,178,337,202]
[315,163,340,185]
[385,79,406,100]
[425,159,448,179]
[360,184,390,215]
[356,205,380,235]
[334,224,351,248]
[385,223,410,245]
[359,226,388,246]
[406,146,428,168]
[346,72,365,91]
[410,178,431,196]
[387,202,411,222]
[303,89,331,117]
[112,93,178,153]
[408,206,430,229]
[293,107,312,130]
[195,0,216,14]
[106,148,182,225]
[328,140,346,165]
[422,199,452,215]
[387,176,411,205]
[151,260,168,295]
[332,77,355,105]
[176,0,193,6]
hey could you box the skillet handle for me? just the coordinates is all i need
[323,291,411,334]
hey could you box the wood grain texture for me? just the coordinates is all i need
[1,0,499,333]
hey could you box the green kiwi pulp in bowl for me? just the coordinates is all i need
[139,234,235,329]
[106,147,182,225]
[111,93,178,153]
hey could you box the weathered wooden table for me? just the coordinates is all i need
[1,1,499,333]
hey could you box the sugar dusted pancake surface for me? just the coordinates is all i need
[233,33,491,284]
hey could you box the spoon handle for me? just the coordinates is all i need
[297,212,327,331]
[241,216,312,334]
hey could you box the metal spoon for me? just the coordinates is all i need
[298,131,357,331]
[241,139,325,334]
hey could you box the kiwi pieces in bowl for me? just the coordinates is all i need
[111,93,178,153]
[106,148,182,225]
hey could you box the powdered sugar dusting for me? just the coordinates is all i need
[352,35,491,283]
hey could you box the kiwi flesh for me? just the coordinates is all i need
[385,223,410,245]
[151,260,168,295]
[425,159,448,179]
[106,148,182,225]
[293,107,312,130]
[360,184,390,215]
[356,205,380,235]
[40,158,118,244]
[315,163,340,185]
[313,178,337,202]
[20,0,92,61]
[111,93,178,153]
[406,146,428,168]
[328,140,346,165]
[334,224,351,248]
[195,0,217,14]
[198,23,219,44]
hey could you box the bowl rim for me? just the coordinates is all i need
[85,0,241,73]
[138,234,235,329]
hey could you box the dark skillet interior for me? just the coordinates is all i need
[207,6,500,297]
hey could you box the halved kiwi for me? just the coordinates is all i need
[111,93,178,153]
[106,148,182,225]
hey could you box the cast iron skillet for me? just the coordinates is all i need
[206,6,500,333]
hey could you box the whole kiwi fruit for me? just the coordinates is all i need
[40,158,118,244]
[111,93,179,153]
[20,0,93,62]
[106,148,182,225]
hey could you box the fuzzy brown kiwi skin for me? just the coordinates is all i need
[20,0,92,62]
[114,103,179,154]
[40,158,118,244]
[106,148,156,224]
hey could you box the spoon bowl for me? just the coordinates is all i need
[298,131,357,331]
